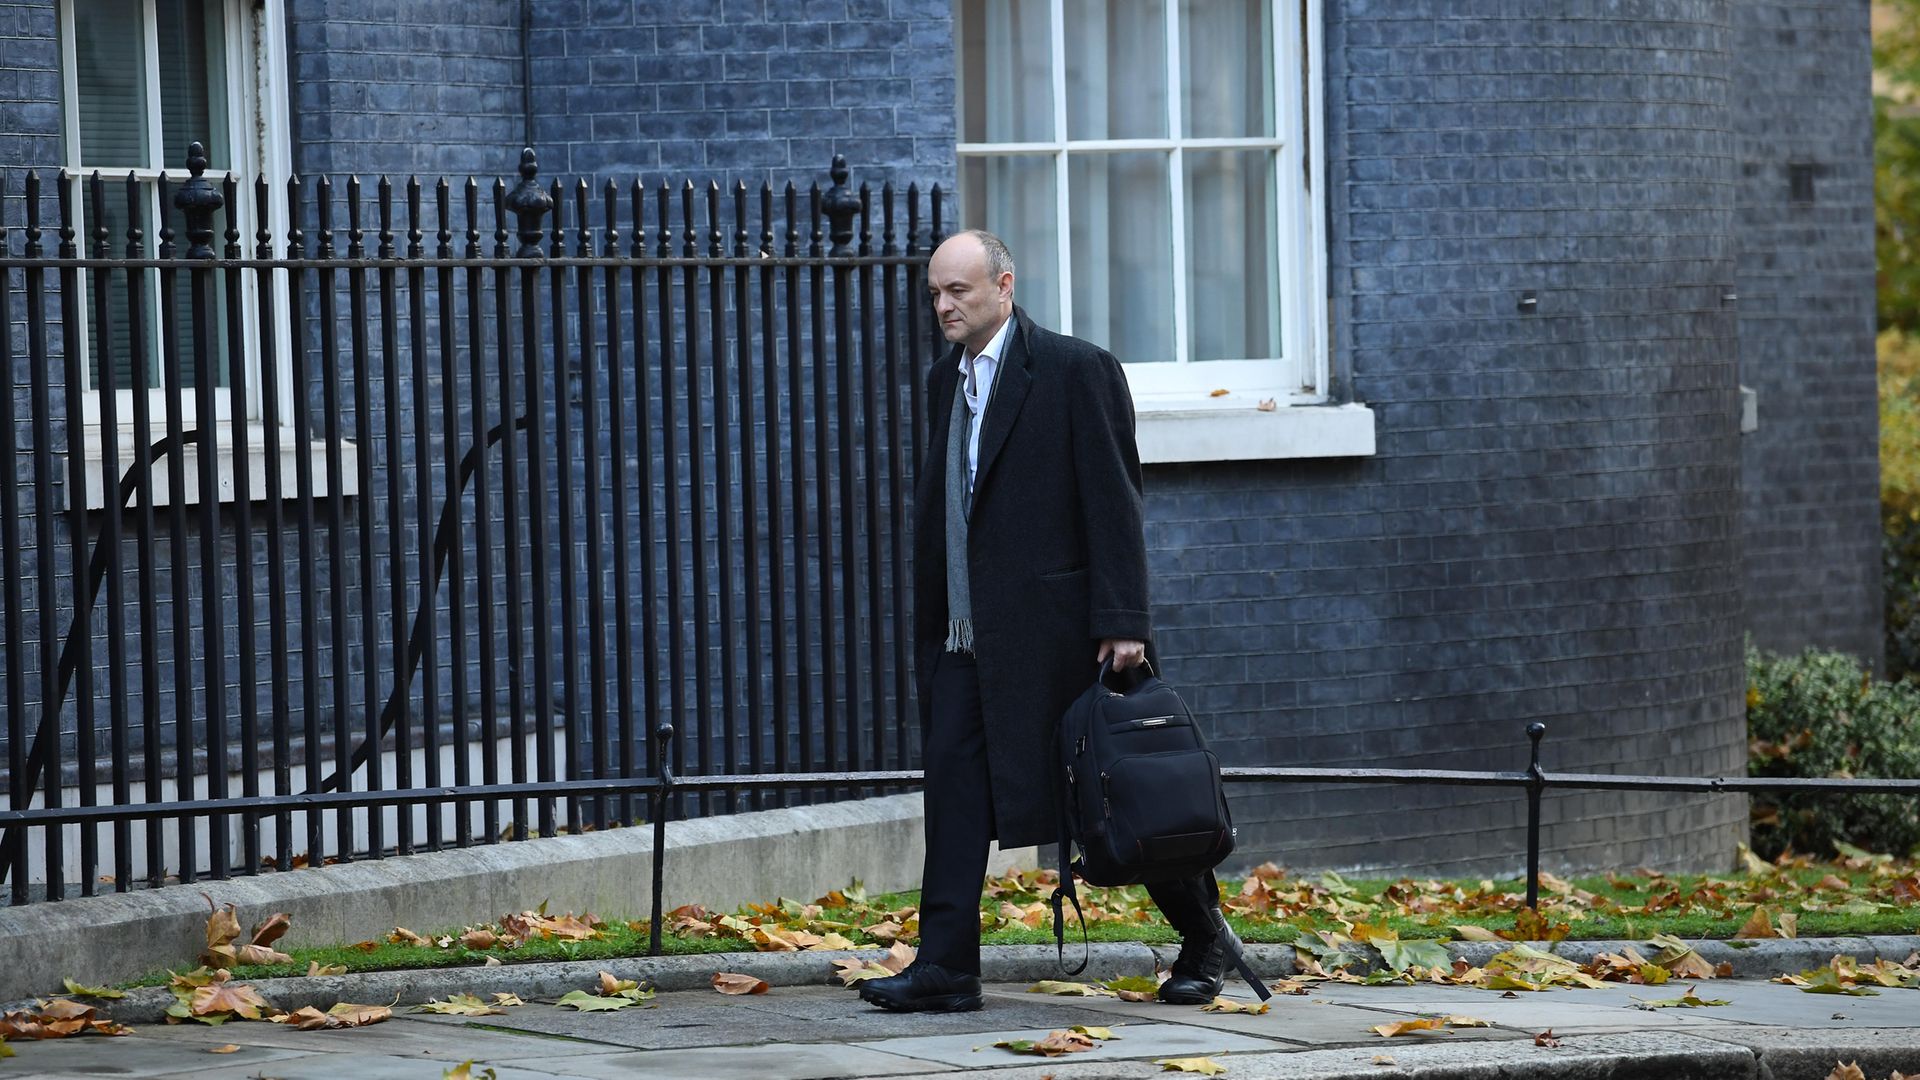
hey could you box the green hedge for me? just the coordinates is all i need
[1745,645,1920,859]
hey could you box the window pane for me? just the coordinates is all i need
[1185,150,1280,361]
[957,0,1054,143]
[84,186,146,391]
[1181,0,1273,138]
[1065,0,1167,140]
[156,0,230,170]
[72,0,150,168]
[1068,152,1172,363]
[961,156,1060,332]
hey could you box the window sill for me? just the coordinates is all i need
[1135,401,1376,464]
[63,423,361,511]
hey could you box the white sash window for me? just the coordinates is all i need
[955,0,1329,411]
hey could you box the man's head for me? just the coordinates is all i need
[929,229,1015,356]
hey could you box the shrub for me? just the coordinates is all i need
[1882,330,1920,679]
[1745,645,1920,859]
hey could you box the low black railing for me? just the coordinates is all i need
[1,143,943,903]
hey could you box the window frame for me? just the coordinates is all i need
[56,0,295,429]
[954,0,1328,409]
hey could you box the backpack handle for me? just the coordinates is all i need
[1097,655,1158,692]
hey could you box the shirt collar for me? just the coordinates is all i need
[958,312,1014,374]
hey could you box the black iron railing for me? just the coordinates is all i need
[1,144,943,903]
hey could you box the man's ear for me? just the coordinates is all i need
[998,272,1014,303]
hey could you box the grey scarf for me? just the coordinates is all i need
[944,374,975,653]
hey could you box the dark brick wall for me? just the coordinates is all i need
[286,0,527,178]
[1733,0,1883,667]
[526,0,953,191]
[1149,0,1751,877]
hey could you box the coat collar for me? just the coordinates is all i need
[969,305,1033,495]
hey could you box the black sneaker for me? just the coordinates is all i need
[1157,932,1228,1005]
[857,960,985,1013]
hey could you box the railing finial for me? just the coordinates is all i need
[823,154,860,257]
[504,147,551,258]
[172,141,224,259]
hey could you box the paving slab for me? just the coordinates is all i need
[506,1042,957,1079]
[0,1035,313,1078]
[854,1030,1761,1080]
[987,988,1462,1046]
[852,1019,1286,1068]
[163,1049,599,1080]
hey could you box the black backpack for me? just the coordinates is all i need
[1049,660,1269,1000]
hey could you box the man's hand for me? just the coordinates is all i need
[1097,638,1146,671]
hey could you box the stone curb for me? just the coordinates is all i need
[19,934,1919,1027]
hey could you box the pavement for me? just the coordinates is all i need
[4,950,1919,1080]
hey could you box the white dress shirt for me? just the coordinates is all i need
[958,314,1013,492]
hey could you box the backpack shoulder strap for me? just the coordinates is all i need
[1051,775,1089,976]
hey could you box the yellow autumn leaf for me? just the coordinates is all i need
[1201,998,1270,1015]
[1371,1017,1450,1037]
[1158,1056,1229,1074]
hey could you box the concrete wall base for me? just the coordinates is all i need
[0,793,1036,1000]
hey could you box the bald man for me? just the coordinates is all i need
[858,230,1227,1013]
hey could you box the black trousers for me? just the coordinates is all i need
[916,649,1221,976]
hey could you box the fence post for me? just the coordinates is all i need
[1525,722,1545,911]
[649,723,677,958]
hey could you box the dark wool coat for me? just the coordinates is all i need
[912,307,1153,849]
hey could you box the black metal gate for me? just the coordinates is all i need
[0,145,946,903]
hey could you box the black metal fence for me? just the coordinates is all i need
[1,144,944,904]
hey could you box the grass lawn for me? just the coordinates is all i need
[134,853,1918,989]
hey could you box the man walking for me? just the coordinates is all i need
[858,230,1229,1013]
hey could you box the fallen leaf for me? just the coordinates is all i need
[61,979,126,1000]
[210,1044,240,1054]
[1451,925,1503,942]
[1734,907,1778,939]
[249,913,291,949]
[443,1062,498,1080]
[1372,1018,1450,1037]
[598,971,640,996]
[1535,1029,1561,1047]
[388,927,431,947]
[1777,912,1799,939]
[555,989,653,1012]
[490,993,525,1007]
[306,962,347,977]
[832,958,895,986]
[416,994,504,1017]
[1440,1016,1493,1027]
[712,972,770,995]
[0,1039,12,1059]
[1373,1054,1396,1065]
[1028,980,1112,997]
[1633,986,1730,1009]
[459,928,499,950]
[1378,938,1450,974]
[1201,998,1270,1015]
[1071,1025,1119,1040]
[1209,388,1230,397]
[273,1001,393,1029]
[1256,398,1277,411]
[1157,1056,1229,1074]
[996,1029,1096,1056]
[1824,1063,1866,1080]
[187,979,272,1021]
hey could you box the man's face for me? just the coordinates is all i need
[928,236,1013,356]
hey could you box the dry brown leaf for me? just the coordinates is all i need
[307,961,347,977]
[1778,912,1799,939]
[1256,398,1277,411]
[491,992,525,1007]
[1373,1055,1396,1066]
[1208,388,1230,397]
[1824,1063,1867,1080]
[233,943,295,966]
[249,913,291,948]
[460,928,499,950]
[996,1029,1097,1057]
[1450,925,1503,942]
[1734,907,1778,939]
[1535,1029,1561,1048]
[209,1044,240,1054]
[388,927,431,947]
[598,972,640,996]
[189,981,272,1021]
[712,972,770,995]
[273,1001,393,1030]
[1372,1018,1449,1037]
